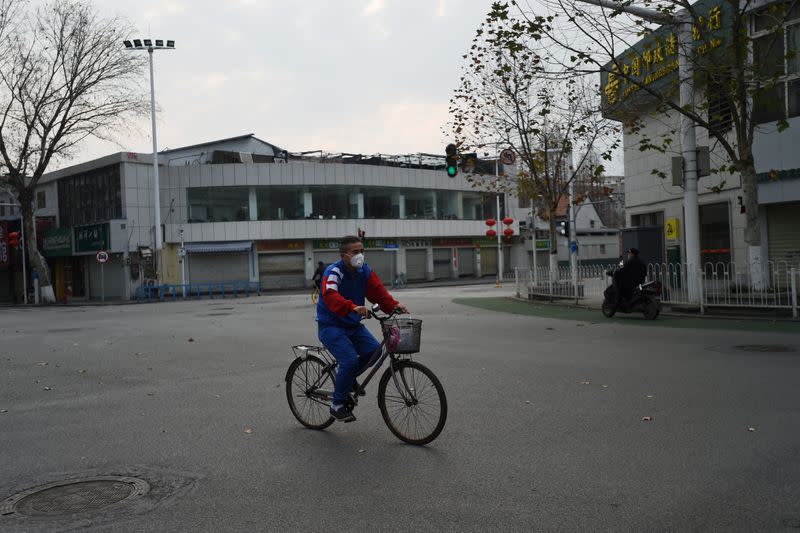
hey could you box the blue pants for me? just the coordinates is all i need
[318,323,380,404]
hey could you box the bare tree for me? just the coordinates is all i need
[0,0,148,302]
[449,7,619,274]
[505,0,799,283]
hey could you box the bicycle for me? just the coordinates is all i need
[311,285,320,305]
[285,305,447,445]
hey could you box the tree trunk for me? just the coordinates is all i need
[739,158,766,290]
[20,193,56,303]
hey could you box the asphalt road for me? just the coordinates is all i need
[1,285,799,532]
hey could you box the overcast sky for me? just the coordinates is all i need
[70,1,486,160]
[76,1,621,174]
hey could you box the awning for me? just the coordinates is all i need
[185,241,253,254]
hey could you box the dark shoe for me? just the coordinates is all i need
[330,404,356,423]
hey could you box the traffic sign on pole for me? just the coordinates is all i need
[96,250,109,264]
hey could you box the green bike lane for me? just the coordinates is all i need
[453,297,800,334]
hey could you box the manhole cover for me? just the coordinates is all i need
[1,476,149,518]
[734,344,794,353]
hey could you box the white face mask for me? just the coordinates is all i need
[349,253,365,268]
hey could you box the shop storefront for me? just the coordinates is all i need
[257,240,305,290]
[402,239,431,281]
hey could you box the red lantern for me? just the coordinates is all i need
[486,229,497,237]
[502,217,514,226]
[7,231,20,248]
[503,228,515,237]
[485,219,496,227]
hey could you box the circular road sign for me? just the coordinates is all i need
[499,148,516,165]
[96,250,110,264]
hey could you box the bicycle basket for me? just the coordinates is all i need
[381,318,422,354]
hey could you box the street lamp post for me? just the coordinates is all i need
[123,38,175,279]
[576,0,700,302]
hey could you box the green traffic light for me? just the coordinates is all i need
[447,164,457,177]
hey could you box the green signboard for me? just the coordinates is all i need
[74,223,109,253]
[313,238,397,250]
[600,0,730,118]
[535,239,550,250]
[42,228,72,257]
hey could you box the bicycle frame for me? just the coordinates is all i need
[294,335,415,405]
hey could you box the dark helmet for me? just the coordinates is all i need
[627,248,640,256]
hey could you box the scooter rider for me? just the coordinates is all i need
[613,248,647,306]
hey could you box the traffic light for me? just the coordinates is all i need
[445,143,458,178]
[7,231,20,248]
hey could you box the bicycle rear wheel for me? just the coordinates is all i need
[378,359,447,445]
[286,355,335,429]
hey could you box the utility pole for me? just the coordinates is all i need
[568,179,578,303]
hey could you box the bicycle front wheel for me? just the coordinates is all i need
[286,355,335,429]
[378,360,447,445]
[311,286,319,305]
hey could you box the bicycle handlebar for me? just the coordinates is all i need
[366,306,404,321]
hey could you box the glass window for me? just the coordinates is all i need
[462,192,485,220]
[57,164,121,226]
[789,79,800,117]
[310,187,353,219]
[363,188,394,219]
[256,187,303,220]
[187,187,249,222]
[754,82,786,124]
[437,191,460,220]
[789,23,800,75]
[36,191,46,209]
[754,33,785,79]
[405,189,436,219]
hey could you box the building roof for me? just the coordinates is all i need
[160,133,286,155]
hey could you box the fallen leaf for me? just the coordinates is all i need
[188,338,195,342]
[36,362,48,367]
[748,427,756,432]
[244,426,253,434]
[546,327,554,331]
[642,416,653,422]
[602,385,608,389]
[0,409,8,414]
[43,386,52,391]
[646,395,654,399]
[581,380,591,385]
[147,393,155,397]
[214,394,221,399]
[78,369,87,374]
[73,343,79,346]
[525,401,531,405]
[358,449,366,453]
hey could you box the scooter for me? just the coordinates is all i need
[602,269,661,320]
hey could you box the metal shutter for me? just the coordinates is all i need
[481,247,497,276]
[189,253,250,283]
[258,252,305,290]
[768,203,800,270]
[406,249,427,280]
[458,248,475,277]
[433,248,451,279]
[88,255,125,299]
[366,251,395,285]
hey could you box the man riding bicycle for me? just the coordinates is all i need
[317,235,408,422]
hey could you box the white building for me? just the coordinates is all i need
[33,134,520,300]
[602,0,800,272]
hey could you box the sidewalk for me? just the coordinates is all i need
[455,296,800,332]
[512,292,799,322]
